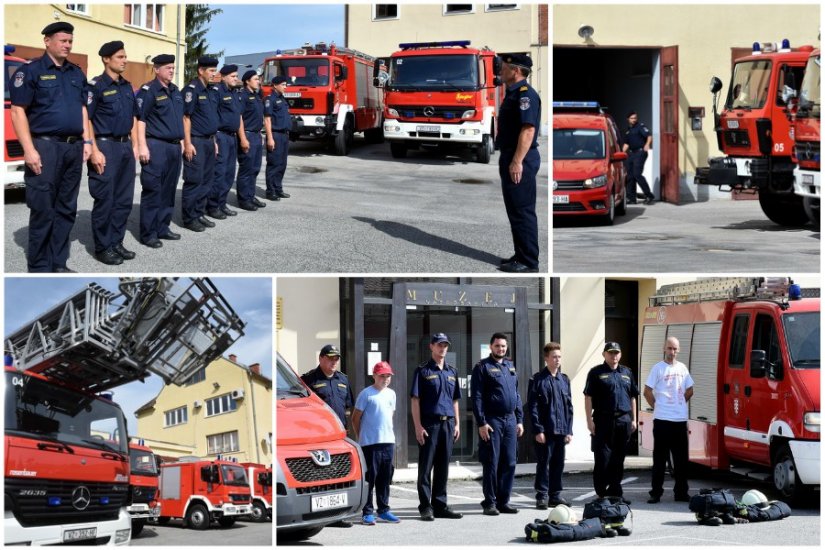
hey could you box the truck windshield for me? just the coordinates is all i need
[726,60,772,110]
[553,129,606,160]
[4,371,129,455]
[782,311,820,368]
[797,54,821,118]
[276,354,309,399]
[389,54,479,91]
[6,59,24,101]
[221,464,249,486]
[131,448,159,476]
[264,58,330,87]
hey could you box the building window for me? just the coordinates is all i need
[373,4,398,21]
[66,4,89,14]
[124,3,165,32]
[164,405,187,427]
[207,430,239,454]
[444,4,474,15]
[184,368,206,386]
[205,393,238,417]
[486,4,519,11]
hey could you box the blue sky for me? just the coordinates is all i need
[207,4,346,62]
[5,277,272,434]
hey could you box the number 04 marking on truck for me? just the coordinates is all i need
[311,492,348,512]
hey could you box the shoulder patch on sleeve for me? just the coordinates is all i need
[519,85,529,92]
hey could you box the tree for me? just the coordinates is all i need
[184,4,224,83]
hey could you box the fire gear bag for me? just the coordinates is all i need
[582,496,632,535]
[688,488,738,516]
[524,517,603,543]
[738,501,792,522]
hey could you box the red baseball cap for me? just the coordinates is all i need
[373,361,394,376]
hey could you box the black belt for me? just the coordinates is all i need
[96,135,130,142]
[273,129,289,134]
[192,134,216,140]
[218,130,237,136]
[423,415,453,422]
[148,137,181,144]
[33,135,83,143]
[629,148,644,153]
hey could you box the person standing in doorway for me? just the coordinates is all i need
[622,111,655,204]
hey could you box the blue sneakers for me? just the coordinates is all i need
[377,511,401,523]
[362,514,376,525]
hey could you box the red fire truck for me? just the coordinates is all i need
[373,40,502,163]
[695,40,815,226]
[5,45,26,191]
[638,277,820,501]
[127,440,161,536]
[155,458,252,529]
[242,462,272,522]
[4,278,246,545]
[790,48,820,224]
[261,42,384,155]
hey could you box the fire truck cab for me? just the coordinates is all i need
[5,45,26,191]
[241,462,272,522]
[638,277,820,501]
[374,40,502,163]
[790,48,820,224]
[127,440,161,536]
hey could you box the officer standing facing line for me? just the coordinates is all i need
[263,75,292,201]
[496,54,541,274]
[527,342,574,509]
[644,336,694,504]
[622,111,655,205]
[583,342,638,504]
[135,54,184,248]
[181,56,220,233]
[208,64,246,219]
[235,70,267,211]
[410,333,463,521]
[471,332,524,516]
[86,41,138,266]
[9,22,92,272]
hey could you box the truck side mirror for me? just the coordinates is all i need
[493,76,502,86]
[750,349,768,378]
[200,465,212,482]
[493,56,502,76]
[336,65,347,82]
[373,59,387,88]
[709,76,723,94]
[258,471,272,486]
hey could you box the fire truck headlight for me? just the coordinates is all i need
[583,175,608,188]
[385,124,401,133]
[387,108,399,117]
[115,529,131,544]
[804,412,820,432]
[459,129,481,136]
[315,116,325,125]
[461,110,476,119]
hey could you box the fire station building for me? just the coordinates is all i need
[553,4,819,204]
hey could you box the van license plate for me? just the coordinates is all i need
[311,492,348,512]
[803,174,814,185]
[63,527,97,542]
[553,195,570,204]
[417,125,440,133]
[726,120,739,129]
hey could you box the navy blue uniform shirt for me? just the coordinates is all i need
[136,79,184,140]
[9,54,86,136]
[183,78,220,137]
[301,366,354,427]
[410,359,462,418]
[471,355,523,426]
[495,78,541,151]
[265,90,291,131]
[528,368,574,436]
[625,123,651,150]
[86,72,137,137]
[240,88,264,133]
[216,82,242,132]
[583,363,639,415]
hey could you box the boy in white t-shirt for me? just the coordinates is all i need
[643,336,694,504]
[352,361,400,525]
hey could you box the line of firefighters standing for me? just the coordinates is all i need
[300,332,694,524]
[8,22,292,272]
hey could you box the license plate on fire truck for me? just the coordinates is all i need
[726,120,740,129]
[553,194,570,204]
[416,125,440,133]
[311,492,348,512]
[283,92,301,98]
[63,527,97,543]
[803,174,814,185]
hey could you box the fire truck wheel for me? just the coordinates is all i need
[757,190,808,227]
[476,134,493,164]
[390,142,407,158]
[131,519,145,537]
[186,503,211,530]
[802,197,819,226]
[334,118,354,156]
[772,444,803,501]
[250,501,267,522]
[601,194,616,225]
[218,516,236,528]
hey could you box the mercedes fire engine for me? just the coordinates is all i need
[695,39,815,226]
[4,278,246,545]
[5,45,26,191]
[638,277,820,501]
[373,40,502,163]
[242,462,272,522]
[261,42,384,155]
[790,48,820,224]
[127,440,160,537]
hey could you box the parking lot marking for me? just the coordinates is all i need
[391,484,477,501]
[574,476,639,501]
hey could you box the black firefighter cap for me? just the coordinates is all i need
[219,64,238,76]
[271,75,288,85]
[320,344,341,357]
[42,22,74,36]
[98,41,124,58]
[197,56,219,68]
[241,69,257,82]
[503,53,532,69]
[152,54,175,66]
[604,341,622,353]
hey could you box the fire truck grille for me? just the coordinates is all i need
[553,203,586,212]
[131,485,156,504]
[287,98,315,110]
[5,478,129,527]
[6,140,24,158]
[296,480,356,495]
[389,105,468,120]
[229,493,251,503]
[723,130,750,148]
[555,180,584,190]
[794,142,820,162]
[285,453,352,482]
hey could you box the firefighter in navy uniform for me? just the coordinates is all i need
[622,111,654,204]
[471,332,524,516]
[410,333,464,521]
[264,75,292,201]
[181,56,220,233]
[9,22,92,272]
[496,53,541,274]
[236,70,267,211]
[135,54,184,248]
[583,342,639,504]
[207,64,246,219]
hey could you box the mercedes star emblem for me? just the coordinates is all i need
[72,486,91,510]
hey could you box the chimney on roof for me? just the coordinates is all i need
[249,363,261,375]
[229,354,237,363]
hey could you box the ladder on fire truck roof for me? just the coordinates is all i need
[650,277,801,307]
[279,42,375,63]
[5,278,246,392]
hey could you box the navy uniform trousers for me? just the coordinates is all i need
[534,434,567,500]
[88,139,135,254]
[236,130,262,203]
[210,132,237,210]
[140,138,181,243]
[479,413,518,509]
[182,136,216,224]
[592,412,633,498]
[626,149,653,201]
[265,132,289,195]
[499,147,540,269]
[417,416,455,513]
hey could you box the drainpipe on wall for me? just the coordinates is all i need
[176,4,182,87]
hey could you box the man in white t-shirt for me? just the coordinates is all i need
[643,336,694,504]
[352,361,401,525]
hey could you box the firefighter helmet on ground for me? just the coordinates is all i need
[741,489,769,508]
[548,504,577,525]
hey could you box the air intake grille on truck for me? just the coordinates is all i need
[131,485,156,504]
[6,140,23,158]
[286,98,314,110]
[389,105,467,120]
[284,453,352,482]
[723,130,750,148]
[229,493,251,503]
[5,478,128,527]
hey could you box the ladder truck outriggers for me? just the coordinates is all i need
[4,278,245,545]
